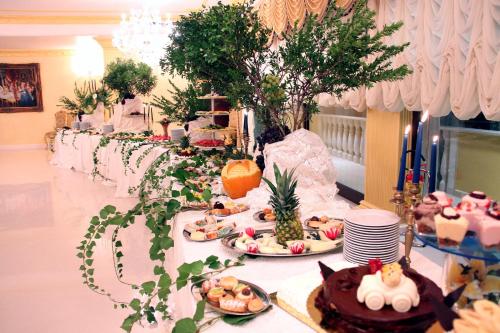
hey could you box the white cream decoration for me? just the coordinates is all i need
[356,270,420,313]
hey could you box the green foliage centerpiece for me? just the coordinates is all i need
[161,0,410,136]
[58,81,113,116]
[103,58,158,101]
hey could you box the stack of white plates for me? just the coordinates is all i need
[343,209,400,264]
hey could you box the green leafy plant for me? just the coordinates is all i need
[161,0,410,134]
[103,58,158,100]
[151,80,205,125]
[58,81,112,115]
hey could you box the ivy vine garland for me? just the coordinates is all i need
[81,139,250,332]
[92,136,111,180]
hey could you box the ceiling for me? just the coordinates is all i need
[0,0,226,50]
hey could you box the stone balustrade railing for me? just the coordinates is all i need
[315,114,366,164]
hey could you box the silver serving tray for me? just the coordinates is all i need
[191,279,272,316]
[252,211,276,223]
[221,228,343,257]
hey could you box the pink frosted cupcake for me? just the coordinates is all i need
[431,191,453,208]
[477,202,499,250]
[461,191,491,211]
[415,194,442,235]
[435,207,469,248]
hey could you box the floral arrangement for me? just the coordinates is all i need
[58,81,113,115]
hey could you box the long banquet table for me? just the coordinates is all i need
[51,130,168,197]
[52,130,445,332]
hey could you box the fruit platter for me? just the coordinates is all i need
[192,276,271,315]
[183,215,236,241]
[221,227,343,257]
[207,201,249,217]
[304,215,344,230]
[253,208,276,222]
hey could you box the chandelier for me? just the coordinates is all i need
[112,5,173,67]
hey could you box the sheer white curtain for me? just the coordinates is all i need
[319,0,500,120]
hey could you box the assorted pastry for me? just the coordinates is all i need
[184,215,236,241]
[233,227,341,255]
[446,257,499,308]
[208,201,249,216]
[415,190,499,250]
[254,208,276,222]
[304,215,344,231]
[200,276,267,314]
[315,258,463,333]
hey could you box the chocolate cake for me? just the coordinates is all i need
[314,261,446,333]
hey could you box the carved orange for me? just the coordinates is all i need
[221,160,262,199]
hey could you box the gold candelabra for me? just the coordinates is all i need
[391,183,422,267]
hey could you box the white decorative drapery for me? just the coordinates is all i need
[317,0,500,120]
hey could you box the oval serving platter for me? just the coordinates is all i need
[183,227,234,242]
[253,211,276,223]
[191,279,272,316]
[221,228,343,257]
[303,217,344,229]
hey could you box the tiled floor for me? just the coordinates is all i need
[0,150,162,333]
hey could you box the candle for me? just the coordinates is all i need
[412,111,429,184]
[150,106,154,123]
[397,125,411,191]
[243,110,248,136]
[143,105,146,123]
[428,135,439,193]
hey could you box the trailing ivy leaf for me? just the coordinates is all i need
[172,318,197,333]
[129,298,141,311]
[222,314,257,326]
[193,300,206,322]
[115,240,122,247]
[85,259,93,266]
[154,265,165,275]
[121,313,140,333]
[201,188,212,202]
[158,273,172,289]
[160,237,174,250]
[141,281,156,295]
[171,190,180,197]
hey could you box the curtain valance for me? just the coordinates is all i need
[317,0,500,120]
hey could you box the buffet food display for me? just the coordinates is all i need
[183,215,236,241]
[195,276,271,315]
[222,227,342,257]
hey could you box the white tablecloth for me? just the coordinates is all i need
[51,131,168,197]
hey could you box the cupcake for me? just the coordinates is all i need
[462,191,491,211]
[415,194,442,235]
[477,203,499,250]
[435,207,469,247]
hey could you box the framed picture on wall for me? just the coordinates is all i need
[0,63,43,113]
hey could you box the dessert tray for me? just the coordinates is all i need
[221,228,343,257]
[414,233,500,262]
[183,216,236,242]
[207,202,249,217]
[303,216,344,230]
[253,208,276,223]
[191,277,272,316]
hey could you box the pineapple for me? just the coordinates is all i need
[179,135,191,149]
[262,163,303,246]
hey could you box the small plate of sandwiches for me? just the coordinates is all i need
[207,201,249,217]
[183,215,236,241]
[304,215,344,231]
[193,276,271,315]
[253,208,276,223]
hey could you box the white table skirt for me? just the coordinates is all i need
[51,131,168,197]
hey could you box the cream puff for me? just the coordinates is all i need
[220,276,238,291]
